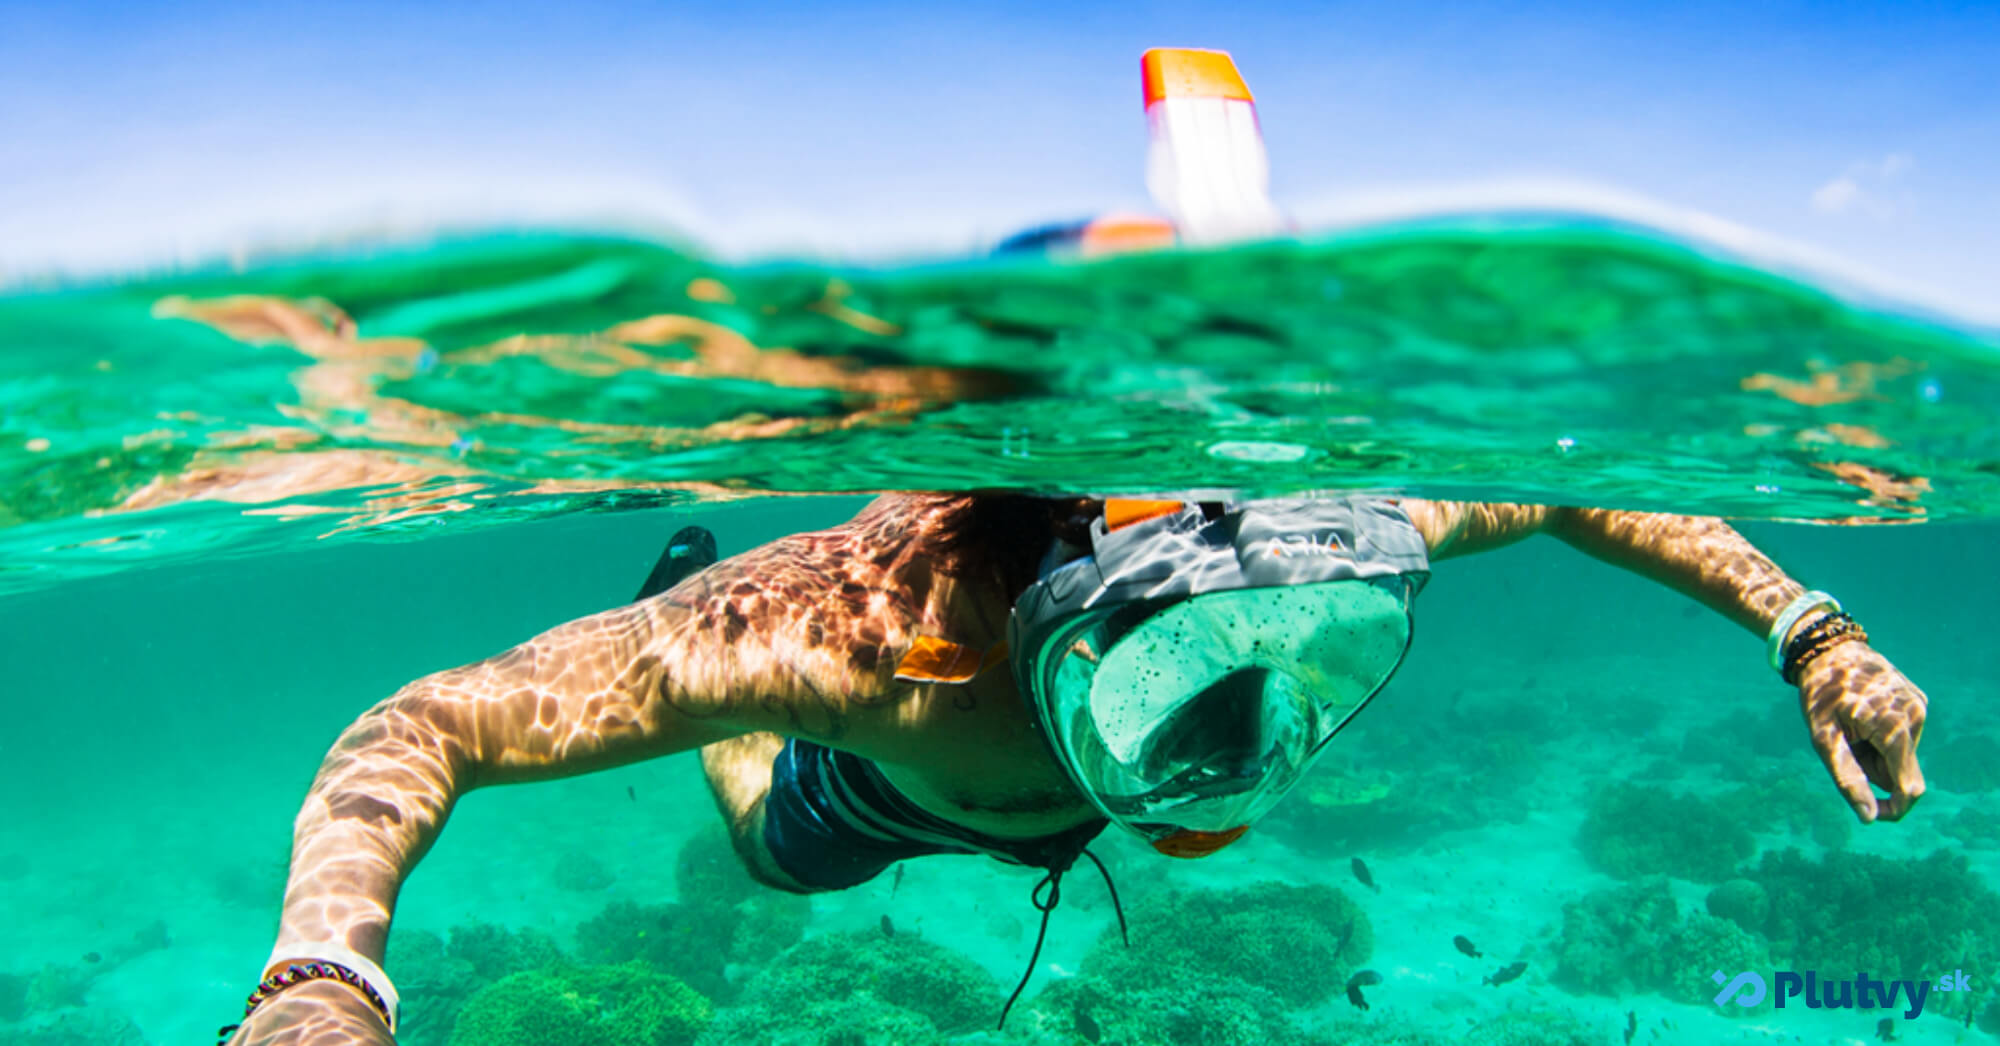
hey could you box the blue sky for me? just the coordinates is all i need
[2,1,1995,322]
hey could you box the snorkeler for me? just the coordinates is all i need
[218,51,1928,1046]
[221,492,1929,1044]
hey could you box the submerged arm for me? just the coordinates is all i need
[1398,498,1926,822]
[231,597,738,1044]
[1401,500,1805,631]
[234,520,921,1045]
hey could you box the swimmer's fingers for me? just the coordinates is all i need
[1807,715,1879,824]
[1852,679,1928,822]
[1854,726,1926,822]
[1796,640,1928,824]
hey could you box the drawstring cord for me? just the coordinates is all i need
[1080,848,1128,946]
[996,847,1128,1029]
[996,868,1062,1029]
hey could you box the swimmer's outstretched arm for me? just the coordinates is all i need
[1398,499,1927,824]
[226,600,729,1044]
[232,525,911,1045]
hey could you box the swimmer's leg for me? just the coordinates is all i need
[698,732,811,893]
[635,525,719,602]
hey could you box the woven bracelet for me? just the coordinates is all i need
[216,960,394,1044]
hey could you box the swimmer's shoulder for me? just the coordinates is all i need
[639,494,978,744]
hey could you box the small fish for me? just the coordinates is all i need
[891,863,904,898]
[1075,1008,1101,1043]
[82,951,100,964]
[1351,857,1378,892]
[1453,934,1481,958]
[1482,960,1528,987]
[1623,1010,1637,1045]
[1345,982,1370,1010]
[879,914,895,938]
[1876,1016,1896,1041]
[626,785,636,802]
[1334,917,1356,959]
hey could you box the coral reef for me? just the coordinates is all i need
[574,888,809,1003]
[1745,848,2000,1023]
[1575,782,1751,882]
[1720,771,1852,850]
[1463,1010,1604,1046]
[23,963,93,1012]
[725,890,812,968]
[1304,1007,1605,1046]
[447,961,711,1046]
[445,921,566,983]
[1703,878,1770,934]
[1031,964,1305,1046]
[380,920,579,1045]
[1301,1014,1450,1046]
[1549,878,1771,1013]
[383,827,819,1046]
[386,928,488,1046]
[1080,881,1371,1009]
[767,931,998,1032]
[701,993,944,1046]
[1549,878,1680,997]
[577,900,735,1000]
[565,830,812,1003]
[1660,913,1770,1010]
[699,931,999,1044]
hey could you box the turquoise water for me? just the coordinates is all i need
[1,222,1998,1045]
[5,222,1999,597]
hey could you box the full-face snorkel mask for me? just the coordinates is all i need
[1008,497,1429,858]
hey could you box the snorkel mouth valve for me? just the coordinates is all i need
[1149,825,1252,858]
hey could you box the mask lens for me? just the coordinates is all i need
[1030,578,1412,836]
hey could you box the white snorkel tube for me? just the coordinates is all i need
[1141,48,1288,245]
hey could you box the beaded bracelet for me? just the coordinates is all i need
[216,960,394,1044]
[1782,617,1867,685]
[1786,611,1853,655]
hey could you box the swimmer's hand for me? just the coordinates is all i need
[1797,640,1927,824]
[225,980,395,1046]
